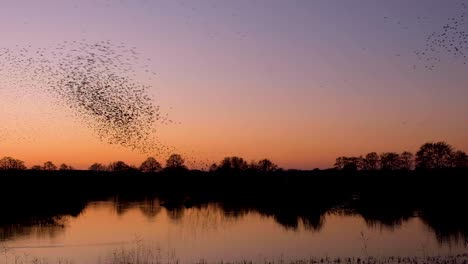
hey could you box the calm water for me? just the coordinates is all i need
[1,199,466,263]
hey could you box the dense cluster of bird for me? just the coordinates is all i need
[415,0,468,70]
[0,40,166,152]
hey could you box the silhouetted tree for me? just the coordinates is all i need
[88,163,107,171]
[254,159,279,172]
[399,151,414,170]
[139,157,162,173]
[219,156,248,172]
[0,156,26,170]
[416,142,454,169]
[334,156,363,171]
[165,154,187,170]
[379,152,401,170]
[30,165,42,170]
[42,161,57,171]
[108,161,131,172]
[451,150,468,168]
[59,163,74,171]
[362,152,380,170]
[209,163,218,172]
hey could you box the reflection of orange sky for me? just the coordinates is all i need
[6,203,465,263]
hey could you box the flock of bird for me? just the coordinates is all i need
[0,40,175,154]
[415,0,468,70]
[0,40,216,169]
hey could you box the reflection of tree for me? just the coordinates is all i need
[138,199,162,219]
[301,214,325,231]
[166,207,185,221]
[420,208,468,244]
[0,218,66,241]
[0,169,467,247]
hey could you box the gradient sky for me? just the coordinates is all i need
[1,0,468,169]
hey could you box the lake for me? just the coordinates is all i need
[1,198,466,263]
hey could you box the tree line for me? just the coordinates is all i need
[334,141,468,171]
[1,141,467,172]
[0,153,280,173]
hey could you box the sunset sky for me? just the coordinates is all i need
[1,0,468,169]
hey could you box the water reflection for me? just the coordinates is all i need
[0,171,467,261]
[1,194,467,246]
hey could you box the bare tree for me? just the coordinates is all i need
[59,163,74,171]
[0,156,27,170]
[42,161,57,171]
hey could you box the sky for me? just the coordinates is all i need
[1,0,468,169]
